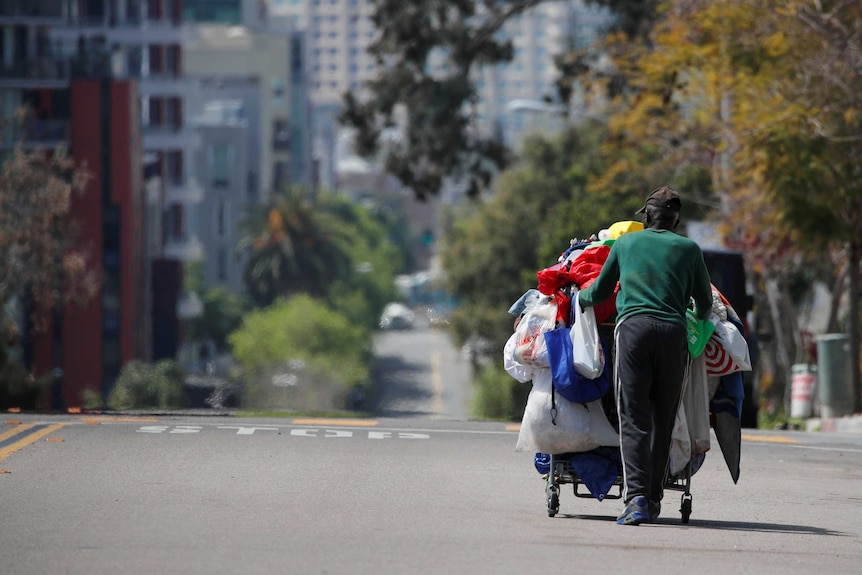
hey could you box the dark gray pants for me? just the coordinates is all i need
[614,315,689,504]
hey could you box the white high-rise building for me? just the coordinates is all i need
[268,0,378,106]
[268,0,610,135]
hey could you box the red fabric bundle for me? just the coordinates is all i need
[535,245,619,324]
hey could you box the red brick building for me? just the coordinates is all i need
[28,80,148,408]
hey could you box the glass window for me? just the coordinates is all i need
[210,143,230,186]
[217,248,227,281]
[217,200,227,238]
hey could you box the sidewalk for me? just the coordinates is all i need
[806,412,862,433]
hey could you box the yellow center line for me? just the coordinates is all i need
[741,434,801,444]
[0,423,35,443]
[78,417,159,424]
[505,424,521,432]
[0,423,68,460]
[292,419,378,427]
[430,349,444,416]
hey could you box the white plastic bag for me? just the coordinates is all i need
[682,354,711,456]
[516,369,619,454]
[503,332,535,383]
[512,297,557,367]
[570,292,604,379]
[704,319,751,375]
[669,405,692,476]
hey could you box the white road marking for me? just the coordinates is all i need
[217,426,280,435]
[136,425,435,439]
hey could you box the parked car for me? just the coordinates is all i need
[379,302,416,330]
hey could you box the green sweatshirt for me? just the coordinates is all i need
[578,229,713,328]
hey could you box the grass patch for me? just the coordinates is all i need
[757,404,808,430]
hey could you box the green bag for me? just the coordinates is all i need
[686,310,715,358]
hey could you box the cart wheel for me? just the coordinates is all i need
[547,491,560,517]
[680,493,692,524]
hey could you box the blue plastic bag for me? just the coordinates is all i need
[544,327,610,403]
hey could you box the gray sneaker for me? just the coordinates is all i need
[616,495,650,525]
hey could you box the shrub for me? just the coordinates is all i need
[0,359,52,410]
[107,360,185,411]
[471,363,530,422]
[229,295,372,410]
[81,388,104,411]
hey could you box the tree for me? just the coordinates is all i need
[0,136,96,395]
[340,0,661,200]
[570,0,862,413]
[746,1,862,411]
[237,188,403,330]
[184,287,249,352]
[317,193,403,330]
[237,186,355,306]
[441,122,630,419]
[0,143,96,322]
[0,134,96,407]
[228,295,372,410]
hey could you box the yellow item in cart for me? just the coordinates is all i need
[608,220,644,239]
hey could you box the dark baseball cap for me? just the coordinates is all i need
[635,186,681,214]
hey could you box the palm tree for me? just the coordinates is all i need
[237,186,354,307]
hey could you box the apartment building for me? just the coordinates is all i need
[191,100,250,293]
[185,24,292,199]
[0,0,153,407]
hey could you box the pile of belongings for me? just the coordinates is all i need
[503,221,752,500]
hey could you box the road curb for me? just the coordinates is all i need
[806,414,862,433]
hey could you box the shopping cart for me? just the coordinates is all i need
[544,450,695,523]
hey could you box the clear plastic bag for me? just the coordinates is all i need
[512,297,557,367]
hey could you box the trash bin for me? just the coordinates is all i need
[816,333,853,419]
[790,364,817,419]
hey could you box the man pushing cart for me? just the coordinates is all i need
[505,187,750,525]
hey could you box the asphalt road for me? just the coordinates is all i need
[1,326,861,575]
[369,320,474,420]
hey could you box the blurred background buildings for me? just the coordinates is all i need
[0,0,609,407]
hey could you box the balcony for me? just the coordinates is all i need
[1,119,70,149]
[0,0,68,20]
[273,124,291,151]
[166,177,204,204]
[69,52,114,79]
[51,18,192,46]
[0,59,71,88]
[164,235,204,262]
[143,124,200,151]
[138,73,193,97]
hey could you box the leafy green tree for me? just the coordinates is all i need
[745,2,862,410]
[185,287,250,352]
[442,123,627,419]
[237,187,404,330]
[318,193,403,330]
[228,295,372,410]
[340,0,660,200]
[566,0,861,412]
